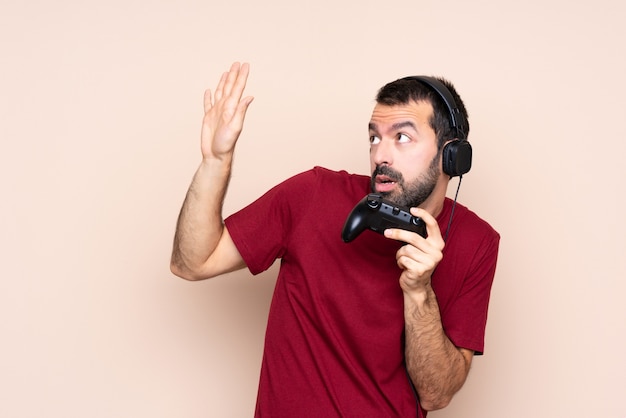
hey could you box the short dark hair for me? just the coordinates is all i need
[375,76,470,149]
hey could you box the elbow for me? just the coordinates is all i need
[170,247,212,280]
[170,259,208,281]
[419,394,453,412]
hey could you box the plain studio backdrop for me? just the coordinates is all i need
[1,0,624,417]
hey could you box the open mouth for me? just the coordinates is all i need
[375,175,397,192]
[372,166,402,193]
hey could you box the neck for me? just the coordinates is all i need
[419,175,450,218]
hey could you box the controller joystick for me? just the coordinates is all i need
[367,197,379,209]
[341,194,427,243]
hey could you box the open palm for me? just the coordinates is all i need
[201,62,254,161]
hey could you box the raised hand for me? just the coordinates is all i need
[171,62,254,281]
[201,62,254,161]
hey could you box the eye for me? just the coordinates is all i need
[369,135,381,145]
[398,133,411,143]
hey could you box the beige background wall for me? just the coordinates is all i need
[1,0,625,417]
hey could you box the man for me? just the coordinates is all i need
[171,62,500,417]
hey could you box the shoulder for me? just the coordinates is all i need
[278,166,370,196]
[444,199,500,244]
[309,166,369,184]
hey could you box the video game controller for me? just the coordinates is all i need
[341,194,427,243]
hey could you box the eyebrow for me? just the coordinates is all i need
[368,121,417,132]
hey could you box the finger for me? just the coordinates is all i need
[385,228,443,271]
[384,228,418,243]
[396,255,429,279]
[411,207,436,228]
[231,62,250,102]
[395,249,441,288]
[396,250,434,281]
[411,208,444,248]
[203,89,213,113]
[214,71,228,102]
[231,95,255,127]
[397,244,439,270]
[222,62,241,98]
[384,227,428,248]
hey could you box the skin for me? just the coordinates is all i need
[170,62,251,280]
[171,62,473,411]
[369,103,443,210]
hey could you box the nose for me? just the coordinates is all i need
[370,139,393,167]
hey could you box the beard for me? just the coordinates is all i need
[370,152,441,208]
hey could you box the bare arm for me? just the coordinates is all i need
[384,208,473,411]
[403,285,473,411]
[171,62,254,281]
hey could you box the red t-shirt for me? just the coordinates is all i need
[225,167,500,417]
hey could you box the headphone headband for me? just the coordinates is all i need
[399,75,472,177]
[400,76,468,140]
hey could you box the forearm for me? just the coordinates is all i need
[404,286,471,411]
[171,157,232,279]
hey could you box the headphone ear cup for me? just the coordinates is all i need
[443,140,473,177]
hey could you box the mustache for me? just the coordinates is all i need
[372,165,403,182]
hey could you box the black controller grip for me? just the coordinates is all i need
[342,194,427,242]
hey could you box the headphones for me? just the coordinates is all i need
[401,76,472,177]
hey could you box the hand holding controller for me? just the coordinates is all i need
[341,194,427,242]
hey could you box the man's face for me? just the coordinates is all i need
[368,100,441,208]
